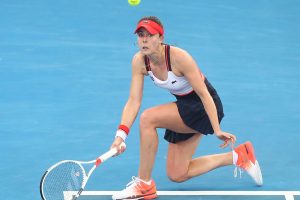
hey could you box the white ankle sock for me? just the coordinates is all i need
[141,179,152,185]
[232,150,238,165]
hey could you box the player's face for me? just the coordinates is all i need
[136,28,162,55]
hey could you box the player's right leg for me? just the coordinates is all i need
[166,133,233,182]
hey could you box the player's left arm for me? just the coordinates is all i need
[172,47,236,147]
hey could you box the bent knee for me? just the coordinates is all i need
[140,109,156,128]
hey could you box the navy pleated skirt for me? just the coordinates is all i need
[164,79,224,144]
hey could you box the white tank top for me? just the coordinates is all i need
[147,71,193,96]
[144,45,194,96]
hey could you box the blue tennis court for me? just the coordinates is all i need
[1,0,300,199]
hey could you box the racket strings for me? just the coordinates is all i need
[42,161,85,200]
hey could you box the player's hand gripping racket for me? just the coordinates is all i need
[40,142,126,200]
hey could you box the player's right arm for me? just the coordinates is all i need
[111,52,146,154]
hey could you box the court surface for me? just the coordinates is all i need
[71,191,300,200]
[1,0,300,200]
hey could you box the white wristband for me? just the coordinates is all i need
[115,129,127,141]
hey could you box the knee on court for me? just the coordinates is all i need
[167,169,188,183]
[167,173,187,183]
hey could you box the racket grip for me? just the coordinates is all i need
[95,142,126,167]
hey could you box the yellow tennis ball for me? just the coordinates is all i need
[128,0,141,6]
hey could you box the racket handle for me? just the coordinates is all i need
[95,142,126,167]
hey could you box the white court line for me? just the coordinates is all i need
[64,191,300,200]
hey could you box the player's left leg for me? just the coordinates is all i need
[113,102,193,200]
[138,102,200,181]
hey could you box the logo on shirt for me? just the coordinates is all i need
[171,80,177,84]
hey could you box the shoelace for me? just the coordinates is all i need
[230,140,243,179]
[126,176,142,189]
[234,166,243,178]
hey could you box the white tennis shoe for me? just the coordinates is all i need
[112,176,157,200]
[233,141,263,186]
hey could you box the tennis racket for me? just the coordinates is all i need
[40,142,126,200]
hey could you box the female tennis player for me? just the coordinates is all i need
[111,16,262,200]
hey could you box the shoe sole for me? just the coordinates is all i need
[254,160,263,186]
[115,193,157,200]
[246,158,263,186]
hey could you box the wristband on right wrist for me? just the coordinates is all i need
[115,129,127,141]
[118,125,130,134]
[115,124,130,141]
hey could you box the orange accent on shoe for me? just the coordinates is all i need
[112,177,157,200]
[233,141,263,186]
[132,180,157,199]
[234,141,256,170]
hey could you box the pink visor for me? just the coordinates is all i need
[134,20,164,36]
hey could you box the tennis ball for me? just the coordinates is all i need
[128,0,141,6]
